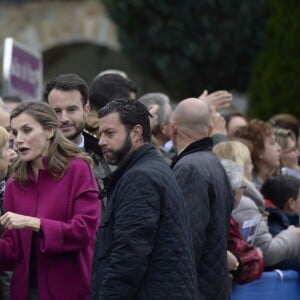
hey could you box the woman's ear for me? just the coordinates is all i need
[47,128,55,140]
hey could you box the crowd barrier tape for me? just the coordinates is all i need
[231,270,300,300]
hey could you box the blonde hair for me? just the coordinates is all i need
[0,126,9,157]
[213,140,255,185]
[10,102,92,186]
[213,140,251,168]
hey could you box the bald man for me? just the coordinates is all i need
[170,98,233,300]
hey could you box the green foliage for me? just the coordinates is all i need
[248,0,300,119]
[102,0,266,101]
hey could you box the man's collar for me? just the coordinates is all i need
[77,134,85,150]
[170,137,212,168]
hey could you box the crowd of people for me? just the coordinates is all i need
[0,70,299,300]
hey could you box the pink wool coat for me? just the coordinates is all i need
[0,159,100,300]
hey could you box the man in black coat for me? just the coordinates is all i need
[91,99,198,300]
[170,98,233,300]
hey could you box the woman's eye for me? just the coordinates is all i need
[23,127,32,134]
[12,129,17,137]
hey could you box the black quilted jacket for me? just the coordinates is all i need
[171,137,233,300]
[91,144,199,300]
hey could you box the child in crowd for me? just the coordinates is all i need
[261,175,300,270]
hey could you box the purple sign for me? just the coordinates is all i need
[2,37,43,101]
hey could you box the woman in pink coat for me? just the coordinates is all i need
[0,102,100,300]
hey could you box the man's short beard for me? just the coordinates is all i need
[107,132,133,166]
[65,123,84,143]
[68,130,82,142]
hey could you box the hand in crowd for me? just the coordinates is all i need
[199,90,232,111]
[8,148,18,166]
[255,247,263,258]
[227,250,239,271]
[209,105,227,136]
[262,211,269,224]
[288,225,300,239]
[0,212,40,232]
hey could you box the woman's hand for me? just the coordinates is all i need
[0,212,40,232]
[227,250,239,271]
[8,149,18,166]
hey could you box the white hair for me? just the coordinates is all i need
[221,159,244,191]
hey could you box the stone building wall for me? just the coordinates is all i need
[0,0,119,54]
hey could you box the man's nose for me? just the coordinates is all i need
[60,110,70,122]
[98,135,106,147]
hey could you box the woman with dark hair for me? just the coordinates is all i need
[0,102,100,300]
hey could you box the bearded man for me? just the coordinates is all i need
[91,99,198,300]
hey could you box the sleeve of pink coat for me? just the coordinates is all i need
[39,161,100,254]
[0,182,22,270]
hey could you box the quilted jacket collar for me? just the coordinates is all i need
[104,143,154,192]
[170,137,213,168]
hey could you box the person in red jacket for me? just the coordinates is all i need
[0,102,100,300]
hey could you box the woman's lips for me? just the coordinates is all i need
[18,147,30,155]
